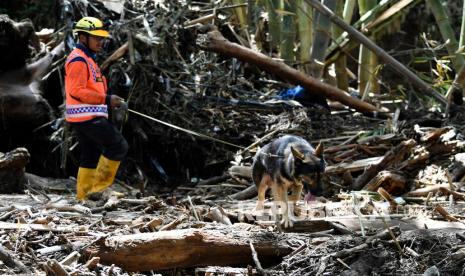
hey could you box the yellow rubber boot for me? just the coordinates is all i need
[91,155,121,194]
[76,167,96,200]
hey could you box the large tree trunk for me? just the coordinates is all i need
[0,15,64,147]
[90,228,293,272]
[0,148,30,193]
[196,25,386,115]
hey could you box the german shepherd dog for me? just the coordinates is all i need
[252,135,325,228]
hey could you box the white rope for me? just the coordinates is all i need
[128,109,245,149]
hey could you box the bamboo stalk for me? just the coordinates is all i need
[343,0,357,24]
[297,0,313,73]
[370,50,380,93]
[310,0,337,79]
[328,0,394,59]
[333,0,349,91]
[326,0,414,71]
[305,0,447,106]
[426,0,464,71]
[460,0,465,49]
[231,0,248,32]
[264,0,282,53]
[445,64,465,113]
[247,0,255,29]
[358,0,378,97]
[445,1,465,110]
[280,0,296,64]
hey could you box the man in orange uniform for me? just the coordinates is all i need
[65,17,128,200]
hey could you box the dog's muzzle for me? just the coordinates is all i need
[301,172,323,196]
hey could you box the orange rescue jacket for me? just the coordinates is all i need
[65,44,109,123]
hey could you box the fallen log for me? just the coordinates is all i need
[196,25,387,114]
[90,228,293,272]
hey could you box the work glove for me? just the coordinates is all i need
[110,94,125,108]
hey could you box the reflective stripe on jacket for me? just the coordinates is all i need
[65,44,109,123]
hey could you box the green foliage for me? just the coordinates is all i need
[0,0,56,29]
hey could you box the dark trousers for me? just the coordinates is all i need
[71,117,128,168]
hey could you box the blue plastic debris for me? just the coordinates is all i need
[277,85,328,108]
[278,85,306,100]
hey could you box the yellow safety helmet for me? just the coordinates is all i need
[74,17,109,38]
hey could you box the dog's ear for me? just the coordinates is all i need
[291,146,305,160]
[315,142,323,158]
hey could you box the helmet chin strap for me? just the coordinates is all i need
[81,33,96,53]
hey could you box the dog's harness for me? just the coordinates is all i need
[260,152,284,158]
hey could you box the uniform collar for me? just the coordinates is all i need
[76,43,96,60]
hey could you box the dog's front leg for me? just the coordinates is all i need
[288,183,303,204]
[253,176,271,213]
[274,184,293,228]
[283,187,294,228]
[254,183,267,212]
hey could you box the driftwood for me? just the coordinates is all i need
[326,156,383,174]
[230,184,257,200]
[404,183,453,197]
[101,42,129,71]
[229,165,252,179]
[208,206,233,225]
[434,205,463,223]
[351,139,416,190]
[47,259,69,276]
[377,187,400,210]
[0,222,75,233]
[363,170,407,194]
[196,25,386,114]
[90,228,293,272]
[0,245,31,273]
[59,251,80,266]
[197,174,231,186]
[0,147,30,170]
